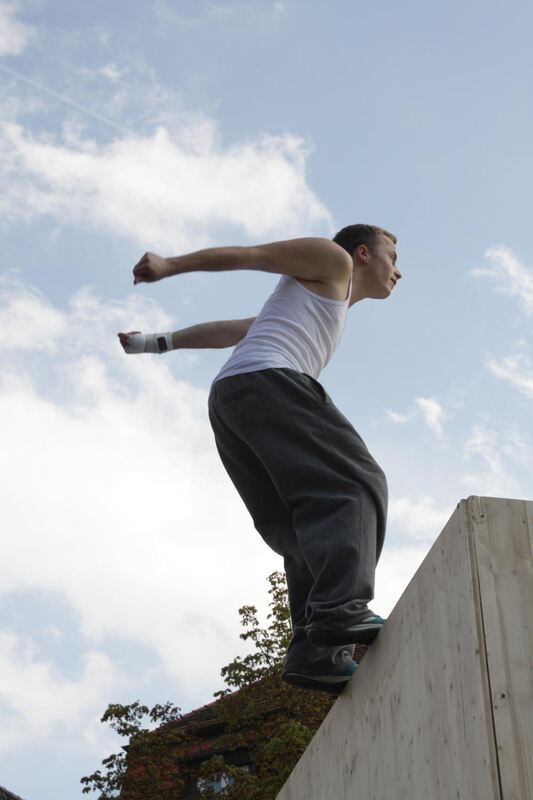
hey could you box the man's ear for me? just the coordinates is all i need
[354,244,369,263]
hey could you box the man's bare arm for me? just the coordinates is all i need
[118,317,256,353]
[170,317,255,348]
[132,238,352,286]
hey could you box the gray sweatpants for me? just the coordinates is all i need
[207,368,388,645]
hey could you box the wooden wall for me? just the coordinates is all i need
[276,496,533,800]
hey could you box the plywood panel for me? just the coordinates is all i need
[276,498,500,800]
[468,496,533,800]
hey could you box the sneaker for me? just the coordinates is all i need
[282,649,358,695]
[307,614,387,647]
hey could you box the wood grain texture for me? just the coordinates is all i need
[276,497,533,800]
[468,496,533,800]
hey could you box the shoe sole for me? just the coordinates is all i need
[308,622,384,647]
[282,671,354,695]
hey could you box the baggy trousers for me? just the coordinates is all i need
[208,368,388,646]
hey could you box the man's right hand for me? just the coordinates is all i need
[133,252,170,284]
[118,331,141,350]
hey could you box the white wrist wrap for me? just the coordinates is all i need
[124,332,173,354]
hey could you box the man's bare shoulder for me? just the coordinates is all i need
[246,237,352,292]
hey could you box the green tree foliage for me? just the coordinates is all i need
[81,702,187,800]
[216,570,294,693]
[198,571,335,798]
[81,572,336,800]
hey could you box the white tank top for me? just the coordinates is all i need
[212,273,352,385]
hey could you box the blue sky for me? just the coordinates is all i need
[1,1,532,798]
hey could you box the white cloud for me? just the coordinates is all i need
[374,544,430,617]
[0,274,172,361]
[486,352,533,401]
[469,245,533,316]
[68,58,195,135]
[500,422,533,469]
[0,630,119,751]
[415,396,446,439]
[0,276,67,350]
[0,2,35,56]
[0,36,330,250]
[462,422,526,497]
[465,423,502,473]
[0,119,332,252]
[385,409,413,424]
[386,396,446,439]
[97,62,124,82]
[0,277,281,732]
[388,495,451,542]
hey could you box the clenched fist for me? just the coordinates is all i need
[133,252,170,285]
[117,331,141,350]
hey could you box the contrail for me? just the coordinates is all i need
[0,61,138,138]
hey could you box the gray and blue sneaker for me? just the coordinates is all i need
[307,613,387,647]
[282,646,358,695]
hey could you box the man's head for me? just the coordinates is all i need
[333,224,396,258]
[333,223,401,303]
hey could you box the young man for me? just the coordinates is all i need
[118,224,401,694]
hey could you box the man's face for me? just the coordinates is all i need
[355,234,401,299]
